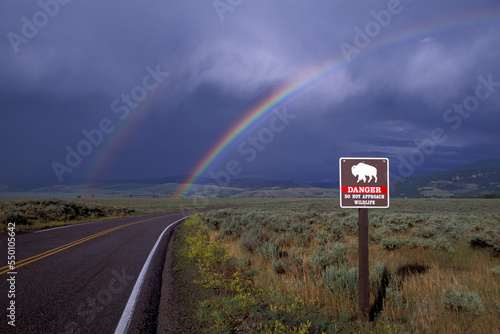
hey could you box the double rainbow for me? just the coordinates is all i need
[82,10,499,196]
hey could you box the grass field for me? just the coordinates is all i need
[2,197,499,332]
[174,198,500,333]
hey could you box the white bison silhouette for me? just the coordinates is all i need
[351,162,378,183]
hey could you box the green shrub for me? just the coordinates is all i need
[369,212,384,227]
[468,231,499,253]
[312,243,347,269]
[382,237,402,250]
[259,241,278,259]
[468,233,491,248]
[370,263,388,294]
[320,217,346,241]
[387,222,410,232]
[242,211,265,225]
[435,236,454,253]
[336,266,358,295]
[328,224,345,241]
[416,226,439,239]
[272,259,285,274]
[240,235,258,253]
[323,265,358,296]
[0,211,29,225]
[408,238,435,249]
[218,216,243,240]
[385,287,405,307]
[491,265,500,276]
[373,225,392,242]
[323,265,337,293]
[238,257,251,267]
[442,290,485,315]
[292,256,303,266]
[312,249,330,269]
[443,220,465,239]
[339,216,358,235]
[315,231,330,246]
[0,199,134,231]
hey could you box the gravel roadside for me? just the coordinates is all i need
[156,225,204,334]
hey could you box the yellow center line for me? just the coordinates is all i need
[0,214,172,275]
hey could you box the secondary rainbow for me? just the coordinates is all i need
[83,86,165,183]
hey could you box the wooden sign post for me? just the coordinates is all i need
[358,207,369,322]
[339,158,389,322]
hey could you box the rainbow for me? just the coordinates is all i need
[80,9,499,194]
[174,11,500,197]
[174,60,337,197]
[83,77,171,183]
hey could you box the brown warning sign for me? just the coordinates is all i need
[339,157,389,208]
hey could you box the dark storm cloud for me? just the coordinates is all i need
[1,0,499,185]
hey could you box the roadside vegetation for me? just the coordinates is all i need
[75,197,294,213]
[0,197,292,232]
[0,198,136,232]
[174,198,500,333]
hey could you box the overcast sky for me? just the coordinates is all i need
[1,0,499,186]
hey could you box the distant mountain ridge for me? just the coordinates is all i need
[1,158,499,198]
[456,158,500,170]
[391,158,500,197]
[0,176,334,198]
[3,175,197,192]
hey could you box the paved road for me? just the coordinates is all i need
[0,212,190,334]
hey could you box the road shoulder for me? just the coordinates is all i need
[156,224,205,334]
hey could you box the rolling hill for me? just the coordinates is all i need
[1,158,499,198]
[391,158,500,198]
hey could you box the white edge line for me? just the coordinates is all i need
[114,216,189,334]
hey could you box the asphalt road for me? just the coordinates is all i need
[0,211,190,334]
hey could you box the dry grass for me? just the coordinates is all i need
[200,199,500,333]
